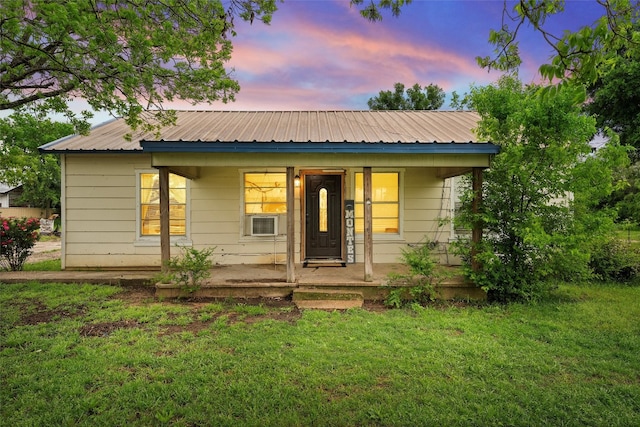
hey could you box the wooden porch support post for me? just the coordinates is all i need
[286,167,296,283]
[159,166,170,273]
[471,167,483,273]
[363,167,373,282]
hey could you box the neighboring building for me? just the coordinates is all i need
[0,183,23,208]
[40,110,498,274]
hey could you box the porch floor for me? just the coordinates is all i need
[209,263,409,286]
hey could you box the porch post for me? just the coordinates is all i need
[471,167,483,272]
[286,167,296,283]
[363,167,373,282]
[159,166,171,272]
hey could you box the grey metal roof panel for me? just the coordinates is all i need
[40,110,486,153]
[0,183,20,193]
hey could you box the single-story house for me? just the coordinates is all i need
[40,110,498,282]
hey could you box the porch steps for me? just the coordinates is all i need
[303,259,346,267]
[292,288,364,310]
[436,277,487,301]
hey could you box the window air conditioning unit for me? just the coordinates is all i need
[251,216,278,236]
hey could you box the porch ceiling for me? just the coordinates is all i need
[150,152,494,169]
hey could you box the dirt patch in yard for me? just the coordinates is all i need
[17,300,86,326]
[79,320,140,337]
[14,285,477,337]
[101,287,303,336]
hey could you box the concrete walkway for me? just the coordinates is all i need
[0,263,408,287]
[2,240,483,301]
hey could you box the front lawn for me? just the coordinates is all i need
[1,282,639,426]
[614,223,640,249]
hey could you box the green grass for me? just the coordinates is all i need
[614,230,640,249]
[614,223,640,249]
[37,234,61,242]
[21,258,61,271]
[1,282,639,426]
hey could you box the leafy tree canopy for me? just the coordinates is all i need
[0,0,277,134]
[367,82,445,110]
[0,108,74,211]
[597,160,640,224]
[350,0,412,22]
[581,23,640,223]
[455,76,629,302]
[480,0,639,87]
[585,32,640,156]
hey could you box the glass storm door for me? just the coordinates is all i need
[305,174,343,259]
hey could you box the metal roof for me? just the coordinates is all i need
[40,110,496,154]
[0,183,21,194]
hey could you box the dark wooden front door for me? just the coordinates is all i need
[305,174,343,259]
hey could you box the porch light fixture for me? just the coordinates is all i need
[294,175,300,187]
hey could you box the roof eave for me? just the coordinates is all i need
[139,141,500,155]
[38,148,143,154]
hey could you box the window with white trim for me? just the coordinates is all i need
[139,172,187,236]
[354,172,399,234]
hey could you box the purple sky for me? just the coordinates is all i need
[71,0,603,122]
[190,0,604,111]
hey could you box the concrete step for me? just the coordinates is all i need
[292,288,364,309]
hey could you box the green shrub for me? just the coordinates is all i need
[590,237,640,283]
[0,217,40,271]
[455,239,558,303]
[384,241,438,308]
[163,246,215,293]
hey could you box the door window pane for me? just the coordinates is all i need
[319,188,328,232]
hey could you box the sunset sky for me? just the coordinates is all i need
[199,0,603,110]
[76,1,604,122]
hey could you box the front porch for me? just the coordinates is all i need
[154,263,486,303]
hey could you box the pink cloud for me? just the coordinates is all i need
[170,1,603,112]
[200,2,499,110]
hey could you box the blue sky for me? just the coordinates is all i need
[81,1,604,122]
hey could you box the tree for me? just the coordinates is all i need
[585,36,640,154]
[350,0,411,22]
[454,76,628,302]
[597,162,640,225]
[367,82,445,110]
[0,109,74,213]
[479,1,639,88]
[580,24,640,223]
[1,0,277,133]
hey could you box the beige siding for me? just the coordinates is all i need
[189,167,295,264]
[66,220,135,232]
[358,168,453,264]
[62,155,457,268]
[64,154,154,269]
[190,167,241,249]
[404,169,451,239]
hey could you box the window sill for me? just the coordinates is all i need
[355,234,404,242]
[238,235,287,243]
[134,237,193,247]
